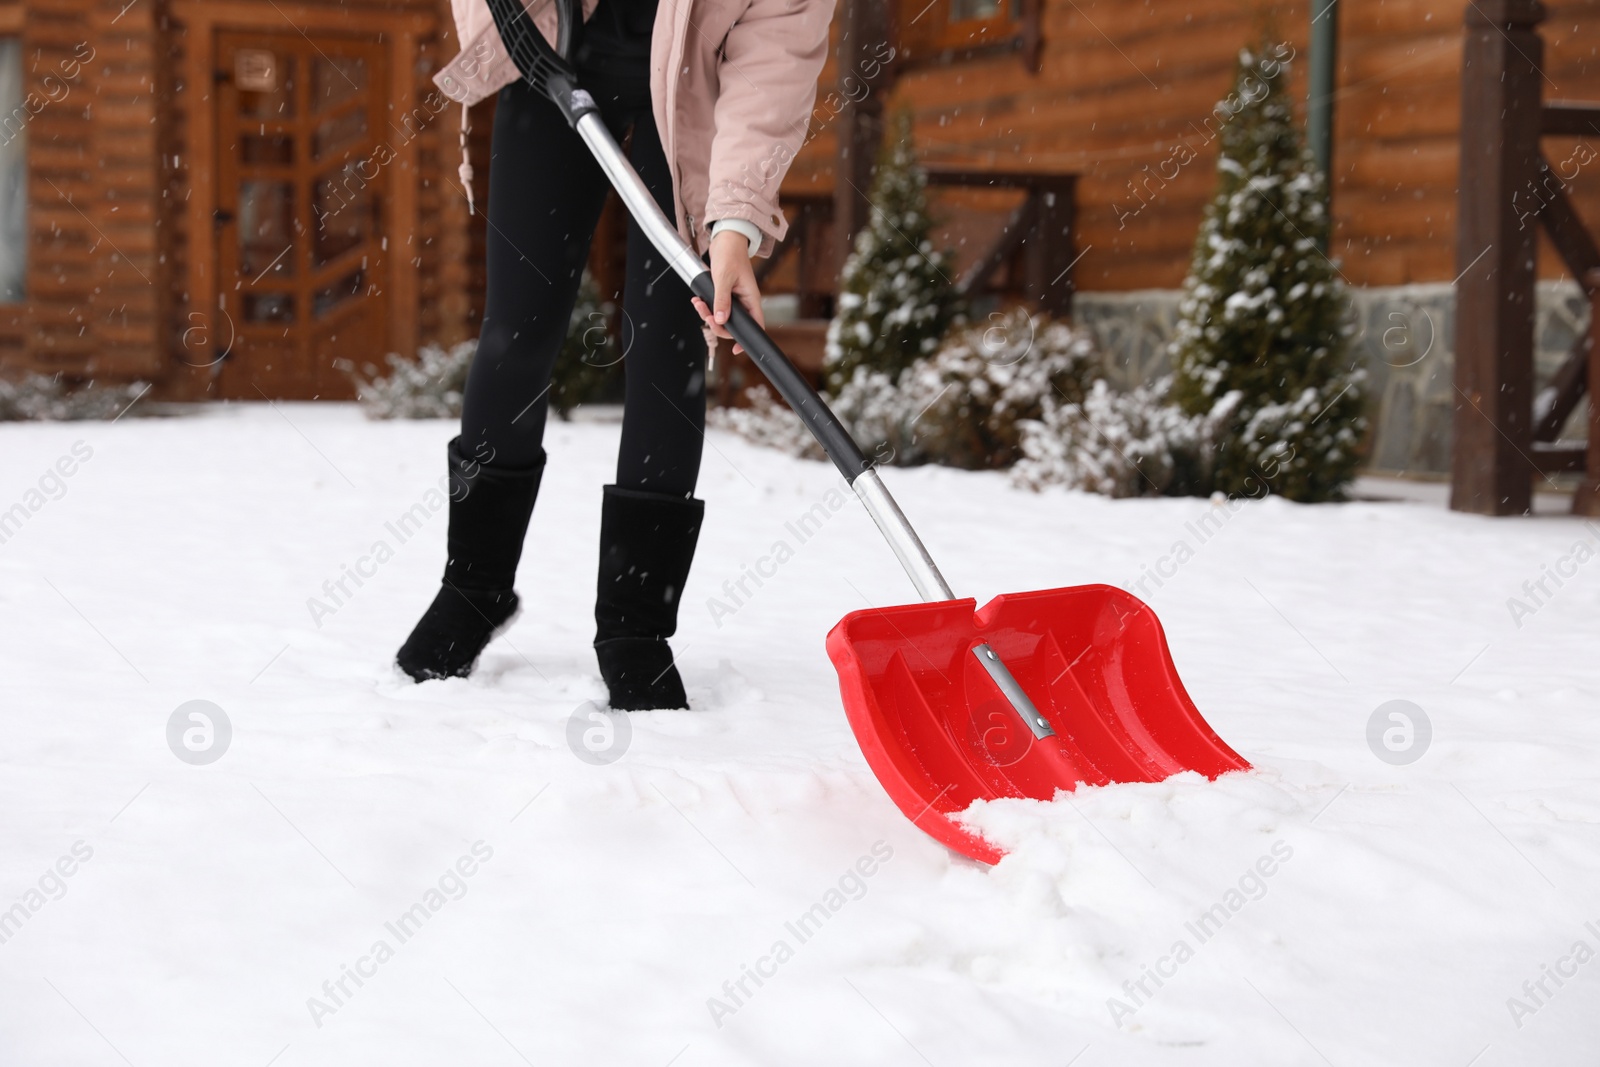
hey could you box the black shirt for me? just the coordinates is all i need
[575,0,659,83]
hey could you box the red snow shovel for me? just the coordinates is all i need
[488,0,1251,863]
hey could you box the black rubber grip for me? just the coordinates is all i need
[484,0,597,127]
[691,272,872,482]
[484,0,563,80]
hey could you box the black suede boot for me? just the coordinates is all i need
[594,485,704,710]
[397,438,545,681]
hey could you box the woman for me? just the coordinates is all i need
[397,0,833,708]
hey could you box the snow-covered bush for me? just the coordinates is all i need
[833,308,1097,469]
[349,339,475,420]
[350,273,619,420]
[717,305,1237,499]
[824,110,963,394]
[1013,378,1233,497]
[1170,41,1365,502]
[709,386,826,461]
[715,308,1098,471]
[0,374,149,421]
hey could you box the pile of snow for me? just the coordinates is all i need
[1,404,1596,1064]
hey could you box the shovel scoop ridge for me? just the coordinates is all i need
[825,584,1251,864]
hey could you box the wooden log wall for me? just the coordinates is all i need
[0,0,479,394]
[783,0,1600,292]
[0,0,165,377]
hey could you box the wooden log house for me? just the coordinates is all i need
[0,0,1597,406]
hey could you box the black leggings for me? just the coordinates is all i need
[459,74,707,496]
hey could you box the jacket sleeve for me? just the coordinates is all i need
[702,0,835,257]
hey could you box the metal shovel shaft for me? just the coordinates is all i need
[573,111,1055,742]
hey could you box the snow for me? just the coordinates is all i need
[2,403,1597,1065]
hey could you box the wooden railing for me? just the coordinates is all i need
[1453,0,1600,514]
[923,165,1078,318]
[711,165,1077,406]
[1528,130,1600,480]
[755,167,1078,321]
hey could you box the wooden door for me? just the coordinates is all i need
[213,31,390,399]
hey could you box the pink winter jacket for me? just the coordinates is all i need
[434,0,834,257]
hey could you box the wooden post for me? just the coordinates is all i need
[1575,269,1600,516]
[833,0,890,266]
[1026,176,1077,318]
[1450,0,1545,516]
[1307,0,1339,188]
[794,198,837,319]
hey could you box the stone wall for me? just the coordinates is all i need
[1073,282,1591,477]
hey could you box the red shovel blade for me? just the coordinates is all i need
[825,585,1250,864]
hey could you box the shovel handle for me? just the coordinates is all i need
[485,0,1057,743]
[688,277,872,482]
[572,114,959,590]
[569,113,875,484]
[574,115,1057,742]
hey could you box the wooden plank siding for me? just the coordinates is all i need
[0,0,187,376]
[0,0,470,396]
[783,0,1600,292]
[21,1,100,371]
[4,0,1598,395]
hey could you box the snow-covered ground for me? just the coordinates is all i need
[2,403,1596,1066]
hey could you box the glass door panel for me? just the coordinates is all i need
[214,31,389,399]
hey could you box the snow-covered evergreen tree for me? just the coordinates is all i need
[1170,42,1365,502]
[824,111,962,395]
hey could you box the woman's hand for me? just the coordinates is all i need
[692,229,765,355]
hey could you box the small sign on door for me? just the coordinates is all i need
[235,50,278,92]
